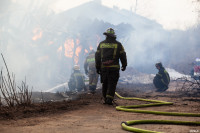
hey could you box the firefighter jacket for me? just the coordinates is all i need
[68,70,85,90]
[155,67,170,86]
[84,52,96,74]
[95,37,127,71]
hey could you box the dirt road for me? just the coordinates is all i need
[0,83,200,133]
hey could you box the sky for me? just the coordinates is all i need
[49,0,199,30]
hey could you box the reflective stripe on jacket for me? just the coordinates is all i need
[95,37,127,70]
[157,67,170,85]
[70,71,85,88]
[84,53,96,72]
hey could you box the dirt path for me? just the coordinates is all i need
[0,85,200,133]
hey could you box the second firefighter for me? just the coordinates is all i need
[84,50,99,94]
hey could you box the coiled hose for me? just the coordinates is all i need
[115,92,200,133]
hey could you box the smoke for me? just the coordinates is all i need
[0,0,199,91]
[124,20,200,74]
[0,0,58,90]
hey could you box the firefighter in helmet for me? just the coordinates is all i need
[84,50,99,94]
[95,28,127,105]
[153,62,170,92]
[68,65,86,92]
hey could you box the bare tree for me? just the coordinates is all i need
[176,77,200,94]
[0,53,32,107]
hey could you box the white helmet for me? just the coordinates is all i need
[73,65,80,70]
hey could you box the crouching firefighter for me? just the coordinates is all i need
[84,50,99,94]
[68,65,86,92]
[153,62,170,92]
[95,28,127,105]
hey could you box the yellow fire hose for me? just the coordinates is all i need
[115,92,200,133]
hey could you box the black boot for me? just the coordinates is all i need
[156,86,168,92]
[105,98,113,105]
[89,85,96,94]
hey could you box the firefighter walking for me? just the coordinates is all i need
[95,28,127,105]
[84,50,99,94]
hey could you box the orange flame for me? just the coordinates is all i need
[75,46,82,56]
[85,49,88,54]
[89,45,93,51]
[32,28,43,41]
[64,39,74,58]
[57,46,62,53]
[74,46,82,64]
[74,56,79,65]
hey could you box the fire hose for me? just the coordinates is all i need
[115,92,200,133]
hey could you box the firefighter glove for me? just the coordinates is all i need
[121,66,126,71]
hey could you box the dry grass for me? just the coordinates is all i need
[0,53,32,108]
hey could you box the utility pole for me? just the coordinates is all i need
[135,0,138,14]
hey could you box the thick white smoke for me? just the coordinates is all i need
[0,0,199,91]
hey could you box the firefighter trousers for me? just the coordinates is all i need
[89,72,99,92]
[101,69,119,100]
[153,76,168,92]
